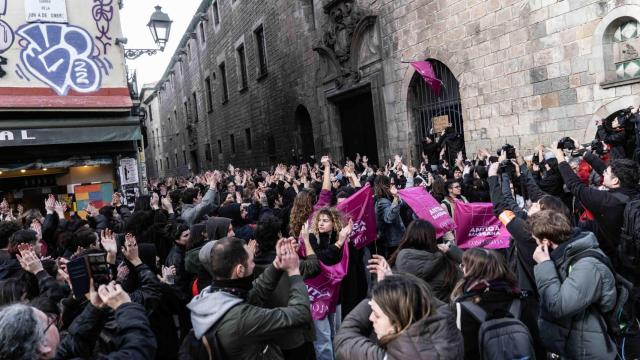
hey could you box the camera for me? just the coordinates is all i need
[556,137,576,151]
[497,144,516,159]
[532,153,540,165]
[591,140,605,156]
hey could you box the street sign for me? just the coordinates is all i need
[25,0,68,23]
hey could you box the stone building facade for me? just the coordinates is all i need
[143,0,640,177]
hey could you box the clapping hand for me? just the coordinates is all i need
[122,234,141,266]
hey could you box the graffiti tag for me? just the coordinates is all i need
[0,20,13,54]
[92,0,114,55]
[0,0,6,16]
[17,23,101,95]
[0,55,6,78]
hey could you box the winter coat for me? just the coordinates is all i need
[182,265,311,360]
[558,157,640,262]
[374,197,404,248]
[180,188,219,226]
[534,231,617,360]
[55,302,156,360]
[393,248,462,302]
[334,298,464,360]
[253,251,320,352]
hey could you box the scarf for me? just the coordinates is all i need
[209,275,254,300]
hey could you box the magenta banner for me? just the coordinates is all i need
[410,61,442,96]
[304,244,349,320]
[398,187,456,238]
[336,184,377,249]
[454,202,510,249]
[301,184,376,320]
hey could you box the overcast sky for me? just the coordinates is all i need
[120,0,201,88]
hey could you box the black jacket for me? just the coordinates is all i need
[558,158,639,263]
[55,302,157,360]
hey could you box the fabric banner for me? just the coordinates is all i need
[454,202,510,249]
[304,244,349,320]
[410,61,442,96]
[398,187,456,238]
[336,184,377,249]
[302,184,376,320]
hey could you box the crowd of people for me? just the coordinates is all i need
[0,111,639,359]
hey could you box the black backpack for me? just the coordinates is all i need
[566,250,639,354]
[611,192,640,281]
[460,299,536,360]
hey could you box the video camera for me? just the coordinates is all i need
[556,137,576,151]
[497,144,516,159]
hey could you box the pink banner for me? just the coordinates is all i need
[454,202,510,249]
[304,244,349,320]
[336,184,377,249]
[301,184,376,320]
[410,61,442,96]
[398,187,456,238]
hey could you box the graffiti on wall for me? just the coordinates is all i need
[92,0,114,55]
[0,56,6,78]
[0,0,6,16]
[16,23,102,95]
[0,20,13,54]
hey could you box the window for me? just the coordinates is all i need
[219,62,229,103]
[157,159,160,171]
[148,107,153,122]
[199,22,206,44]
[192,92,199,122]
[184,101,189,120]
[183,150,187,165]
[254,25,268,76]
[613,20,640,80]
[174,153,178,168]
[217,139,222,153]
[205,76,213,112]
[173,110,177,123]
[230,134,236,153]
[245,128,252,150]
[187,43,192,61]
[166,157,170,170]
[205,143,212,160]
[212,1,220,26]
[236,44,248,89]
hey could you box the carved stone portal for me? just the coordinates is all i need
[314,0,379,88]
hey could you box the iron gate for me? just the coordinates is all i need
[409,59,465,157]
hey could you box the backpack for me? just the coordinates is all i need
[611,192,640,281]
[460,299,535,360]
[566,250,639,350]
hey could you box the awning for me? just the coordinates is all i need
[0,125,141,147]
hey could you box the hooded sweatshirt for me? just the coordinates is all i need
[187,287,244,339]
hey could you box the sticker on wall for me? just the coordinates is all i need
[17,23,102,95]
[25,0,68,23]
[0,20,14,54]
[0,0,6,16]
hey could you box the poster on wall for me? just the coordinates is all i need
[25,0,68,23]
[74,182,113,218]
[119,158,139,186]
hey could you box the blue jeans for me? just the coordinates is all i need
[313,306,341,360]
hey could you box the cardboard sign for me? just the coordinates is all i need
[432,115,450,133]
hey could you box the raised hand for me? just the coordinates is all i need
[44,194,55,214]
[161,196,173,213]
[337,219,354,247]
[97,281,131,310]
[247,239,257,255]
[321,155,330,168]
[122,233,141,266]
[16,244,43,274]
[367,255,392,282]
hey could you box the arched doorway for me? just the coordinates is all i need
[295,105,316,162]
[409,59,464,163]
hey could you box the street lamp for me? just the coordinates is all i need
[148,5,172,50]
[123,5,173,60]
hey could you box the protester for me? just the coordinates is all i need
[334,273,463,360]
[529,209,617,359]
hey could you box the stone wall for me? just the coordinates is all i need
[144,0,640,177]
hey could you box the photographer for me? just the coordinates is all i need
[596,111,630,160]
[553,141,640,267]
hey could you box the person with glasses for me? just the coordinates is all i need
[0,281,156,359]
[441,179,468,219]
